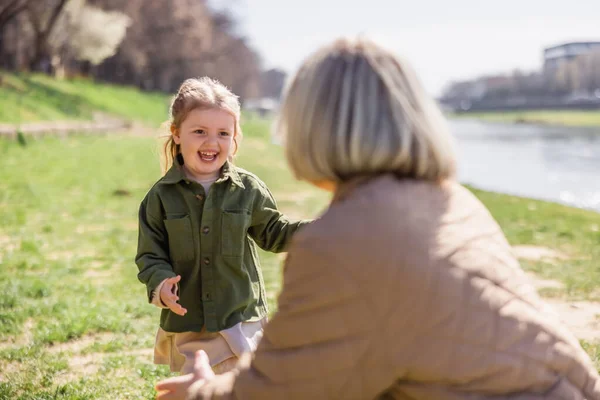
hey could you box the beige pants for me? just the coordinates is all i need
[154,320,265,375]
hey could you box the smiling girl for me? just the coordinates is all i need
[135,77,310,375]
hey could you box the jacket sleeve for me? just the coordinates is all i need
[187,234,404,400]
[135,195,177,302]
[247,183,312,253]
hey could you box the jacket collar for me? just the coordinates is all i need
[160,159,245,189]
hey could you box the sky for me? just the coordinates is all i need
[218,0,600,96]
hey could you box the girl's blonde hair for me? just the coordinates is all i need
[161,77,242,174]
[275,37,456,183]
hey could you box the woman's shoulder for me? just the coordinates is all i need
[309,176,493,244]
[286,176,506,279]
[346,175,485,215]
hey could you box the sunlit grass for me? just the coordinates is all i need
[0,71,169,126]
[1,84,600,397]
[0,117,329,398]
[1,126,600,396]
[450,110,600,127]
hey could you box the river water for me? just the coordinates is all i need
[451,119,600,212]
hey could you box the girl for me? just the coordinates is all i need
[135,77,310,375]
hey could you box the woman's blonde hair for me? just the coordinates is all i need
[161,77,242,174]
[275,37,456,183]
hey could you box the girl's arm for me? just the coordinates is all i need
[135,196,177,302]
[247,184,312,253]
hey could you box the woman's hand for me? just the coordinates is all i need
[160,275,187,316]
[156,350,216,400]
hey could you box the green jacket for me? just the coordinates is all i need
[135,161,310,333]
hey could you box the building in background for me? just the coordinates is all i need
[440,40,600,112]
[439,75,516,111]
[543,41,600,72]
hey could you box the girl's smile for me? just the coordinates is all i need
[199,151,218,162]
[172,108,235,181]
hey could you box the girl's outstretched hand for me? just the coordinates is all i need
[155,350,215,400]
[160,275,187,316]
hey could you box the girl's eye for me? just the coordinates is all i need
[219,131,230,137]
[194,129,205,134]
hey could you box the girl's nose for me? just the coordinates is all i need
[205,134,218,145]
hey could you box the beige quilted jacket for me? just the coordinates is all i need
[189,175,600,400]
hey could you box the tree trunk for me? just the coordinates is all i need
[29,34,52,73]
[0,29,4,68]
[26,0,68,74]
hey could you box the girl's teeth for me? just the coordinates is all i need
[200,152,217,161]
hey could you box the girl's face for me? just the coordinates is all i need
[173,107,236,181]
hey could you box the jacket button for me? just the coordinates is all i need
[202,226,210,234]
[203,257,210,265]
[196,194,203,201]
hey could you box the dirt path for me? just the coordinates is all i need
[514,245,600,342]
[0,113,131,138]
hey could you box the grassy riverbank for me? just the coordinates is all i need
[471,188,600,298]
[0,71,169,126]
[450,110,600,128]
[1,76,600,397]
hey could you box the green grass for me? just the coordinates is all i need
[1,80,600,396]
[2,120,600,398]
[450,110,600,127]
[0,71,170,126]
[0,117,328,398]
[470,188,600,299]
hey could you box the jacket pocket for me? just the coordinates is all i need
[164,215,195,262]
[221,210,250,257]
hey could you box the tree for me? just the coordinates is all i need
[0,0,28,27]
[91,0,263,97]
[1,0,265,97]
[50,0,130,75]
[0,0,28,26]
[0,0,29,61]
[24,0,68,72]
[261,68,287,99]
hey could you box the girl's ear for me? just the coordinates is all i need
[231,121,241,156]
[171,124,181,144]
[232,135,239,155]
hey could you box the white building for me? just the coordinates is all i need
[543,41,600,72]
